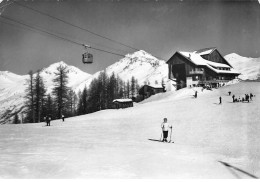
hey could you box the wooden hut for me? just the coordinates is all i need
[113,99,133,109]
[139,84,165,100]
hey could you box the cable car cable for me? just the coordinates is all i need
[13,1,139,52]
[0,15,127,57]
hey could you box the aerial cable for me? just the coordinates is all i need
[13,1,139,52]
[0,15,127,57]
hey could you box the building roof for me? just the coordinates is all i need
[194,47,216,55]
[144,84,164,89]
[178,51,240,75]
[113,99,132,103]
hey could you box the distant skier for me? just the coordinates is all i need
[219,96,222,104]
[194,91,197,98]
[47,115,51,126]
[232,95,235,102]
[250,93,253,101]
[161,118,172,142]
[61,114,65,122]
[228,91,231,96]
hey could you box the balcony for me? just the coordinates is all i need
[189,70,204,75]
[198,80,231,84]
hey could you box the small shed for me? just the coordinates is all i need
[139,84,165,100]
[113,99,133,109]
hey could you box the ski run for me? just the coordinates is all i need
[0,82,259,178]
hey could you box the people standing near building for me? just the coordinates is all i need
[250,93,253,101]
[232,94,235,102]
[62,114,65,122]
[219,96,222,104]
[161,118,172,142]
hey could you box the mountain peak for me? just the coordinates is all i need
[127,50,159,60]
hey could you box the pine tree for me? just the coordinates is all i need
[67,88,77,117]
[81,86,88,114]
[126,80,130,98]
[34,70,46,122]
[13,113,20,124]
[131,76,136,98]
[24,70,35,123]
[52,64,70,118]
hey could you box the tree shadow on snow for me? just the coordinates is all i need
[218,161,258,179]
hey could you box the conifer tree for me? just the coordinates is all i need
[13,113,20,124]
[24,70,35,123]
[34,70,46,122]
[52,64,70,118]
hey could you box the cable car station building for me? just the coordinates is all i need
[167,47,240,90]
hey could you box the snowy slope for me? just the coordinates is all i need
[0,61,91,124]
[0,82,259,178]
[75,50,168,92]
[225,53,260,80]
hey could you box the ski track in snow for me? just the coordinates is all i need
[0,82,259,178]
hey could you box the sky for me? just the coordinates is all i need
[0,0,259,75]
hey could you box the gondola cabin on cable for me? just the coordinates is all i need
[82,44,93,64]
[82,52,93,64]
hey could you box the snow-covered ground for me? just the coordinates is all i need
[0,82,259,178]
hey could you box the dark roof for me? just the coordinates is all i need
[194,47,216,54]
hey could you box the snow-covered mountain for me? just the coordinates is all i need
[0,50,167,124]
[0,61,91,124]
[75,50,168,92]
[225,53,260,80]
[1,50,258,124]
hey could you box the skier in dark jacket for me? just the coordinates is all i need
[232,95,235,102]
[194,91,197,98]
[61,114,65,122]
[46,115,51,126]
[219,96,222,104]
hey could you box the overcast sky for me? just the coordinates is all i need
[0,0,259,75]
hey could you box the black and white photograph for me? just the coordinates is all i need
[0,0,259,179]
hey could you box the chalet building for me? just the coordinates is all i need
[167,47,240,90]
[113,99,133,109]
[139,84,165,100]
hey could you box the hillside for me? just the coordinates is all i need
[1,51,259,124]
[75,50,168,92]
[0,82,259,178]
[0,62,91,124]
[225,53,260,80]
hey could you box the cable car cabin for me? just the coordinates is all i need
[82,53,93,64]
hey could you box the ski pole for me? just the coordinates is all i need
[169,128,172,143]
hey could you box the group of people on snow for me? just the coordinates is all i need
[232,92,254,103]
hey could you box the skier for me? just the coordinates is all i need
[250,93,253,101]
[161,118,172,142]
[61,114,65,122]
[219,96,222,104]
[47,115,51,126]
[228,91,231,96]
[232,94,235,102]
[194,91,197,98]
